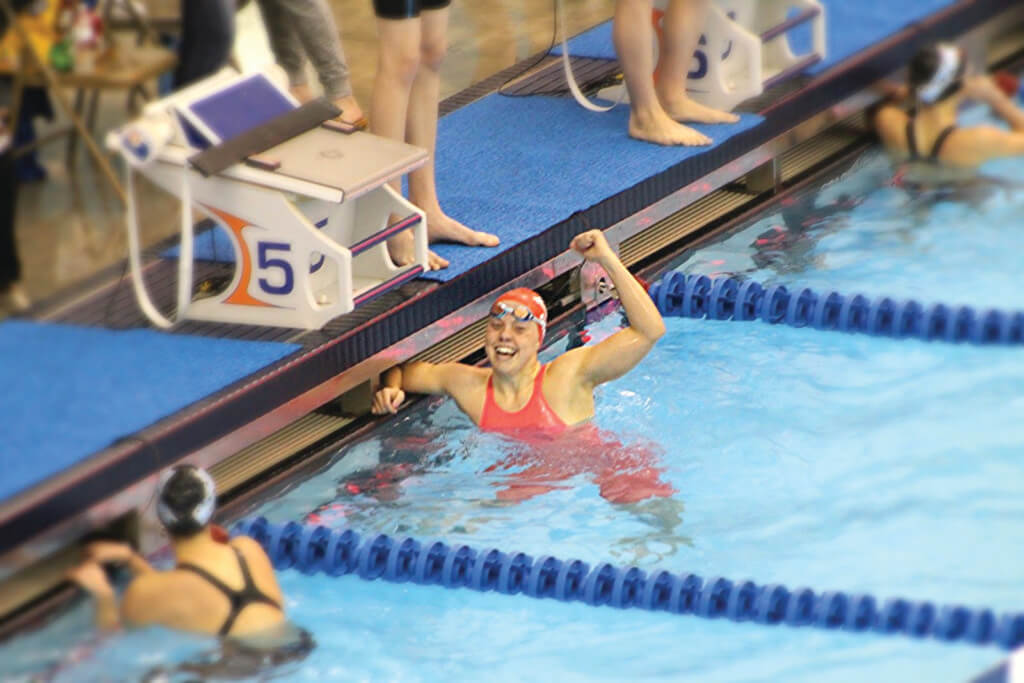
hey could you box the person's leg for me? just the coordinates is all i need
[255,0,311,103]
[0,148,28,313]
[654,0,739,124]
[291,0,365,123]
[173,0,236,89]
[406,5,499,249]
[613,0,710,146]
[371,10,447,269]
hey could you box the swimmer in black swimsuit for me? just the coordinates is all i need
[874,43,1024,170]
[67,465,314,679]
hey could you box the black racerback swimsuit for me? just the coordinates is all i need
[178,547,282,636]
[905,116,957,163]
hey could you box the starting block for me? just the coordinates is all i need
[107,67,429,330]
[595,0,826,112]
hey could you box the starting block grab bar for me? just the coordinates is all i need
[107,68,431,331]
[589,0,826,113]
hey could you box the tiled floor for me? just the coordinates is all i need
[10,0,612,311]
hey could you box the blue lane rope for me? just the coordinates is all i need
[233,517,1024,650]
[647,273,1024,345]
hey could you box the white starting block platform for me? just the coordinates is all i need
[594,0,826,113]
[107,68,429,330]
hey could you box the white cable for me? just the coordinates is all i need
[122,161,195,329]
[124,165,174,328]
[557,0,625,112]
[177,166,194,318]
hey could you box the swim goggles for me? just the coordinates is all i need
[490,301,546,335]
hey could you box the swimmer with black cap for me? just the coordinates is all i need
[372,230,666,431]
[67,465,299,641]
[874,42,1024,167]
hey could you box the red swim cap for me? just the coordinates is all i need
[492,288,548,341]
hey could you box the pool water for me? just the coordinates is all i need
[678,106,1024,309]
[3,112,1024,681]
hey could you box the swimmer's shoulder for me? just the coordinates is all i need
[872,104,909,152]
[230,536,283,592]
[229,534,272,567]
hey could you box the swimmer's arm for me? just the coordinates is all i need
[872,105,908,150]
[374,362,481,413]
[573,230,666,344]
[93,589,122,631]
[964,75,1024,131]
[386,361,464,395]
[959,126,1024,163]
[988,92,1024,132]
[560,231,666,387]
[86,541,155,577]
[66,560,123,631]
[558,326,662,388]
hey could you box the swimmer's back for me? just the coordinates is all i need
[122,536,285,637]
[876,105,1024,168]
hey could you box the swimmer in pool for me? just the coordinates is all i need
[874,43,1024,170]
[372,229,666,431]
[66,465,313,675]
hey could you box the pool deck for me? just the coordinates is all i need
[0,0,1021,616]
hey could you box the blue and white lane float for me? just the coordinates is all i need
[233,518,1024,651]
[648,273,1024,346]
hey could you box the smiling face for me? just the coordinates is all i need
[484,313,542,378]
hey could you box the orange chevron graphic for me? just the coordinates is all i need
[203,206,274,307]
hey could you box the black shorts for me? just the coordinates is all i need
[373,0,451,19]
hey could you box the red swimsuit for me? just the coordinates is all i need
[479,365,567,433]
[479,365,675,504]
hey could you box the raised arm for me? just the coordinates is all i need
[952,75,1024,163]
[964,75,1024,132]
[556,230,666,387]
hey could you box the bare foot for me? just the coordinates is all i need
[426,211,500,247]
[289,83,314,103]
[332,95,365,125]
[628,108,712,147]
[657,90,740,124]
[387,228,449,271]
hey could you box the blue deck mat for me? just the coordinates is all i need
[425,94,761,281]
[550,0,956,74]
[0,321,299,503]
[171,95,761,282]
